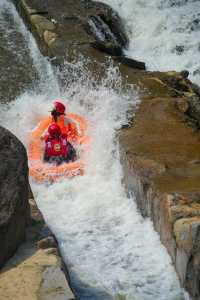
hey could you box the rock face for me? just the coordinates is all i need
[0,126,30,268]
[13,0,145,70]
[113,56,146,70]
[119,72,200,299]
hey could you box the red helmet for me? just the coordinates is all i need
[48,123,61,137]
[53,100,66,114]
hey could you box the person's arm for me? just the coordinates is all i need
[31,117,51,140]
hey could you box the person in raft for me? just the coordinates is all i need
[50,100,78,141]
[43,123,77,165]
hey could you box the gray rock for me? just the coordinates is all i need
[180,70,189,79]
[37,236,57,249]
[91,40,122,56]
[85,14,126,56]
[114,56,146,70]
[0,126,30,268]
[187,95,200,128]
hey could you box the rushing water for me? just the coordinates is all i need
[0,1,192,300]
[0,0,40,103]
[102,0,200,84]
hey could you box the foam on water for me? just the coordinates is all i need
[1,67,187,300]
[101,0,200,84]
[0,1,190,300]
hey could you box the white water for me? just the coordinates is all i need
[0,1,191,300]
[102,0,200,84]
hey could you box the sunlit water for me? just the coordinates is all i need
[0,1,191,299]
[102,0,200,84]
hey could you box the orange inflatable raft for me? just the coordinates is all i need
[28,113,89,182]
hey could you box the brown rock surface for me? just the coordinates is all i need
[119,76,200,298]
[0,197,75,300]
[174,217,200,293]
[13,0,147,73]
[37,236,57,249]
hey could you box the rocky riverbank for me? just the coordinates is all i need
[0,126,75,300]
[0,195,76,300]
[119,72,200,299]
[9,0,200,299]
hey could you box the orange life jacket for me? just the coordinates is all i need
[57,115,78,139]
[34,115,78,142]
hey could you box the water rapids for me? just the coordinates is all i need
[0,0,194,299]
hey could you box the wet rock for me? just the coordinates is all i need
[0,181,75,300]
[91,40,122,56]
[174,217,200,254]
[14,0,129,66]
[119,89,200,298]
[186,96,200,128]
[160,72,200,130]
[86,15,123,56]
[189,18,200,32]
[0,126,30,268]
[174,45,184,55]
[191,82,200,97]
[44,247,59,256]
[29,198,43,223]
[37,236,57,249]
[162,72,192,93]
[174,217,200,290]
[159,0,189,8]
[84,1,128,48]
[39,265,76,300]
[40,224,52,238]
[85,6,128,56]
[180,70,189,79]
[171,203,200,223]
[21,0,48,14]
[175,98,189,113]
[30,14,56,32]
[114,56,146,70]
[0,248,75,300]
[128,156,166,183]
[43,30,58,47]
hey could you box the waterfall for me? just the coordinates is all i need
[101,0,200,84]
[0,1,190,299]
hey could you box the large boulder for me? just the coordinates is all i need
[0,126,30,267]
[13,0,129,64]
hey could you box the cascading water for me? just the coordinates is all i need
[101,0,200,84]
[0,1,191,300]
[0,0,38,103]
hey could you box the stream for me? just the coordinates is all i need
[0,1,192,299]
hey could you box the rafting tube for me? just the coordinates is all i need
[28,113,89,182]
